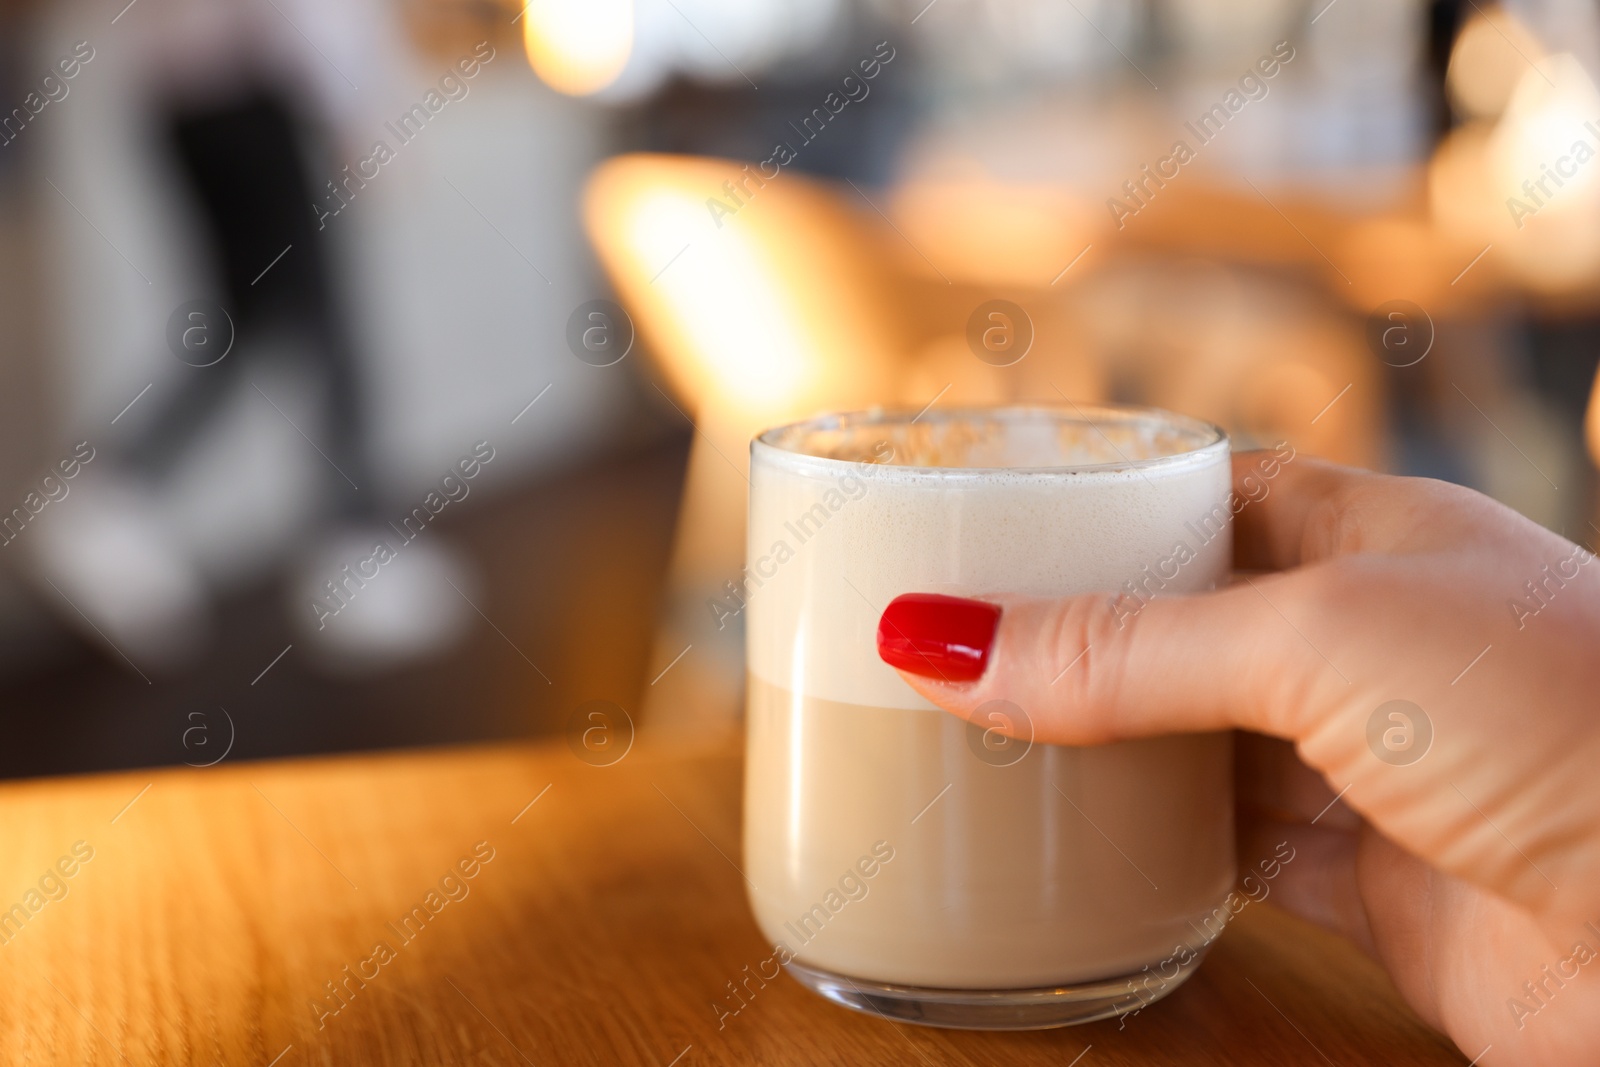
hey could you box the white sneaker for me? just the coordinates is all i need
[292,525,476,674]
[23,469,209,673]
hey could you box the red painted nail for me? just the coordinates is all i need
[877,593,1001,683]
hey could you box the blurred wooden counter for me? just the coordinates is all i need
[0,737,1465,1065]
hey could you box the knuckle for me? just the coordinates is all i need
[1306,468,1478,558]
[1249,566,1373,734]
[1304,480,1377,558]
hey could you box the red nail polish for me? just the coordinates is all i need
[877,593,1001,683]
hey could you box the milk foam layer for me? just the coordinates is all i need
[744,406,1237,990]
[747,410,1231,710]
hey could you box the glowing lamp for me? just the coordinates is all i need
[1491,55,1600,288]
[1431,53,1600,291]
[1447,6,1545,120]
[521,0,633,97]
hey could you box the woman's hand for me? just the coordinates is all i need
[877,453,1600,1066]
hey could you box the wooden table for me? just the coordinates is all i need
[0,737,1465,1065]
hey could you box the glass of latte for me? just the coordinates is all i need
[743,404,1236,1029]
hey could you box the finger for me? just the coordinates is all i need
[883,581,1341,745]
[1233,451,1521,569]
[1230,449,1371,571]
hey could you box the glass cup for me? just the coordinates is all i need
[742,404,1237,1029]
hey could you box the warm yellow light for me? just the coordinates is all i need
[1339,217,1449,309]
[1492,55,1600,206]
[1430,53,1600,291]
[522,0,632,97]
[1491,55,1600,287]
[1429,120,1498,245]
[888,179,1102,287]
[1447,6,1545,120]
[625,190,810,409]
[583,154,903,420]
[1588,363,1600,468]
[584,156,910,743]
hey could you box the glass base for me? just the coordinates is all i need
[783,948,1208,1030]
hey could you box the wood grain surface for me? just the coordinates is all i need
[0,737,1466,1065]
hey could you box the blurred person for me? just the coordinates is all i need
[879,454,1600,1066]
[29,0,473,671]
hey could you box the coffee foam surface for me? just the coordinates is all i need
[765,409,1210,470]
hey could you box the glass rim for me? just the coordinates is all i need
[751,402,1229,478]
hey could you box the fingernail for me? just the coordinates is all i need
[877,593,1001,683]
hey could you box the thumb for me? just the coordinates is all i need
[877,584,1329,746]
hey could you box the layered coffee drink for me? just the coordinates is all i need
[743,405,1236,1028]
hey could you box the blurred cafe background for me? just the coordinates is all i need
[0,0,1596,777]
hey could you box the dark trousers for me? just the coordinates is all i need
[128,90,371,517]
